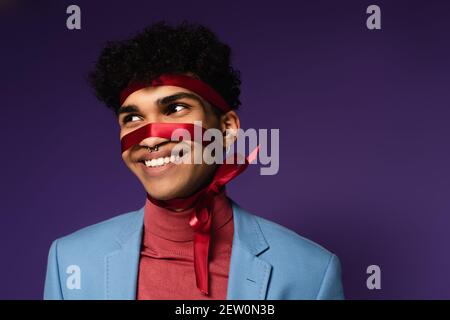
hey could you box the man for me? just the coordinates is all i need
[44,21,344,300]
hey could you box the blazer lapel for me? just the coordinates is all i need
[226,200,272,300]
[104,208,144,300]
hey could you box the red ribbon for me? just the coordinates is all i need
[120,122,207,154]
[119,74,232,113]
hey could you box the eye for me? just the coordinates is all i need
[122,114,142,124]
[167,103,189,115]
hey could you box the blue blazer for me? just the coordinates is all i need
[44,200,344,300]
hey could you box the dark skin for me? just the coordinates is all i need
[118,84,240,209]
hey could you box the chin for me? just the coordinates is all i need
[143,183,185,201]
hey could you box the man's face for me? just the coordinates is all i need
[118,85,233,201]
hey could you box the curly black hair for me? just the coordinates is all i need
[88,21,241,115]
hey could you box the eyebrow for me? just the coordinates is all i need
[117,92,207,117]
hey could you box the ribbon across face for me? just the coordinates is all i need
[120,122,208,154]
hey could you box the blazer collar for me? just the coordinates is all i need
[104,199,272,299]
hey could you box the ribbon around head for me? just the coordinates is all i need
[119,73,232,113]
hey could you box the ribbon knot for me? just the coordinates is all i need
[189,195,214,233]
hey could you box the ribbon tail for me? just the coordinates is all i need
[193,231,211,295]
[211,145,261,190]
[246,145,260,164]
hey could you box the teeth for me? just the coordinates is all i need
[144,156,176,168]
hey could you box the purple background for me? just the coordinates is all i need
[1,0,449,299]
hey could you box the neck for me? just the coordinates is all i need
[142,187,231,242]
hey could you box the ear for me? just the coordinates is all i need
[220,110,240,148]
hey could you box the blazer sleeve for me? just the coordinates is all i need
[43,240,64,300]
[316,254,345,300]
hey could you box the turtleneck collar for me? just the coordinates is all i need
[143,187,233,244]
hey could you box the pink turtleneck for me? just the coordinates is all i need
[136,189,234,300]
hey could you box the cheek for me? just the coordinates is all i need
[121,150,133,167]
[202,115,219,129]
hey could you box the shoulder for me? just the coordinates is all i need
[52,208,143,255]
[255,214,334,263]
[44,208,143,299]
[236,207,344,299]
[232,202,335,264]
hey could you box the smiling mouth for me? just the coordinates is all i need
[138,147,190,169]
[141,154,180,168]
